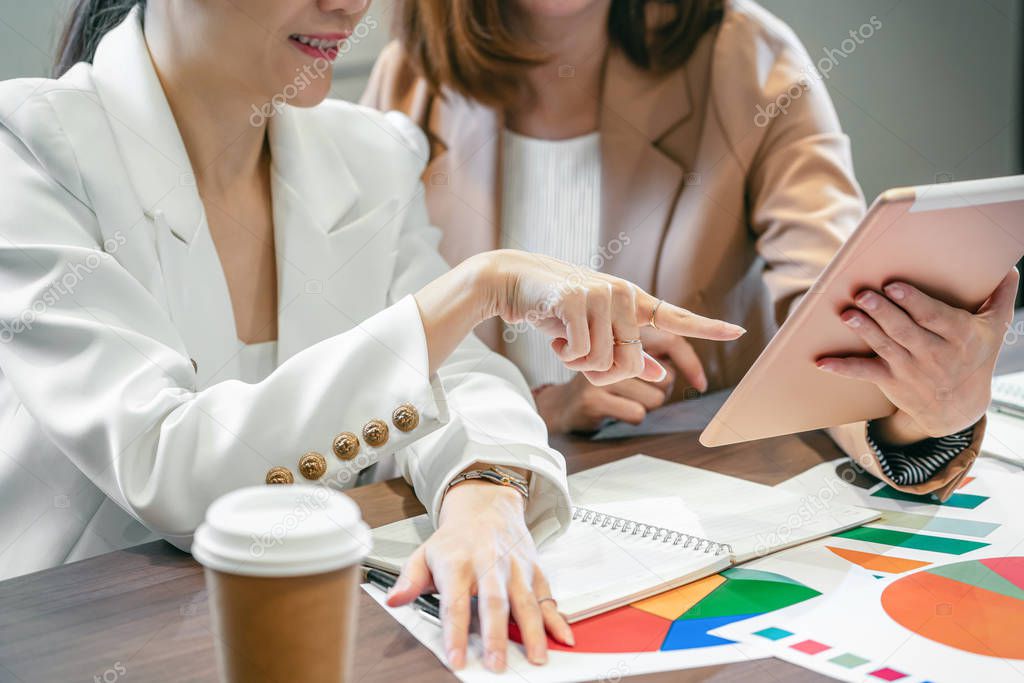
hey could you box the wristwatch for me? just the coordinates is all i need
[445,465,530,501]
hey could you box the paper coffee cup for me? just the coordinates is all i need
[193,485,371,683]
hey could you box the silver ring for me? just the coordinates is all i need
[613,338,642,346]
[650,299,663,330]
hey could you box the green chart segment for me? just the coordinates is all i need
[679,568,819,619]
[871,486,988,509]
[833,526,989,555]
[658,568,821,650]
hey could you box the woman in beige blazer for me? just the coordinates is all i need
[363,0,1013,502]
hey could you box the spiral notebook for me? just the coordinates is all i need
[365,455,877,622]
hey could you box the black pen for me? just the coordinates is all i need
[363,567,441,621]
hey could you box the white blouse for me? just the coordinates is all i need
[500,129,602,387]
[235,340,279,384]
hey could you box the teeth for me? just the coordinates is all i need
[293,35,339,51]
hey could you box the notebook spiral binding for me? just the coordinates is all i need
[572,506,733,557]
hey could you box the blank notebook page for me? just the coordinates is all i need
[570,455,877,562]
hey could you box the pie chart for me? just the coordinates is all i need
[510,567,820,653]
[881,557,1024,658]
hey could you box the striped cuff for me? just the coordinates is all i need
[866,421,976,486]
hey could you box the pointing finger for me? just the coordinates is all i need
[638,293,745,341]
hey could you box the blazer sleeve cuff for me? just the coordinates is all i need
[410,438,571,545]
[827,416,985,502]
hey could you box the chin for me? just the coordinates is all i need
[290,79,333,108]
[516,0,605,19]
[263,64,334,111]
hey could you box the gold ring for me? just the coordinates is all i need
[537,596,557,607]
[613,338,642,346]
[650,299,663,330]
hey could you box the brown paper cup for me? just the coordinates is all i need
[205,564,359,683]
[193,486,372,683]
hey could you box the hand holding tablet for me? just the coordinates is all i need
[702,174,1024,447]
[817,269,1017,445]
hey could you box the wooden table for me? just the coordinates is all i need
[3,331,1021,683]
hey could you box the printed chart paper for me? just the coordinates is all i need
[363,584,768,682]
[710,456,1024,682]
[713,558,1024,682]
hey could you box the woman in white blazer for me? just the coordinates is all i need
[0,0,743,671]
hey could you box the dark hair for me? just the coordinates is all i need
[396,0,725,108]
[53,0,146,78]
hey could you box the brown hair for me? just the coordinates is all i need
[396,0,725,108]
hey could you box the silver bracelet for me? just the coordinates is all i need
[446,465,530,500]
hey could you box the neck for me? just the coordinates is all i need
[143,13,268,192]
[507,2,611,139]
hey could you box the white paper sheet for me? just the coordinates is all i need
[981,410,1024,466]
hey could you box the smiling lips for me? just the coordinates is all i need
[288,33,350,61]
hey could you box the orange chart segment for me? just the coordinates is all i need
[881,557,1024,659]
[826,546,931,573]
[632,574,726,620]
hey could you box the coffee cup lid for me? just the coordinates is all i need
[193,485,372,577]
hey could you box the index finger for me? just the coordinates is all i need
[881,281,967,340]
[436,562,473,670]
[478,574,511,672]
[637,292,746,341]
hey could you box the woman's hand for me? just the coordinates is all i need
[816,268,1018,445]
[416,249,744,381]
[535,327,710,433]
[481,250,742,385]
[535,367,675,433]
[385,479,573,672]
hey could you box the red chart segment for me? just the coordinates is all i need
[510,605,672,654]
[981,557,1024,590]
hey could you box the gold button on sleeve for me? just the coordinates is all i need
[392,403,420,432]
[332,432,360,461]
[362,419,389,448]
[265,467,294,485]
[298,451,328,480]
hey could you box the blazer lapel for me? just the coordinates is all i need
[90,8,237,381]
[425,90,503,264]
[598,47,694,292]
[424,47,696,302]
[426,90,505,347]
[268,105,391,363]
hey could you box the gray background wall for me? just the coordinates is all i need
[1,0,1020,201]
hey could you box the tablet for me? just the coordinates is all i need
[700,174,1024,447]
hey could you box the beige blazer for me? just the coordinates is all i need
[362,0,982,499]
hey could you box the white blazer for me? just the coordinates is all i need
[0,10,570,581]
